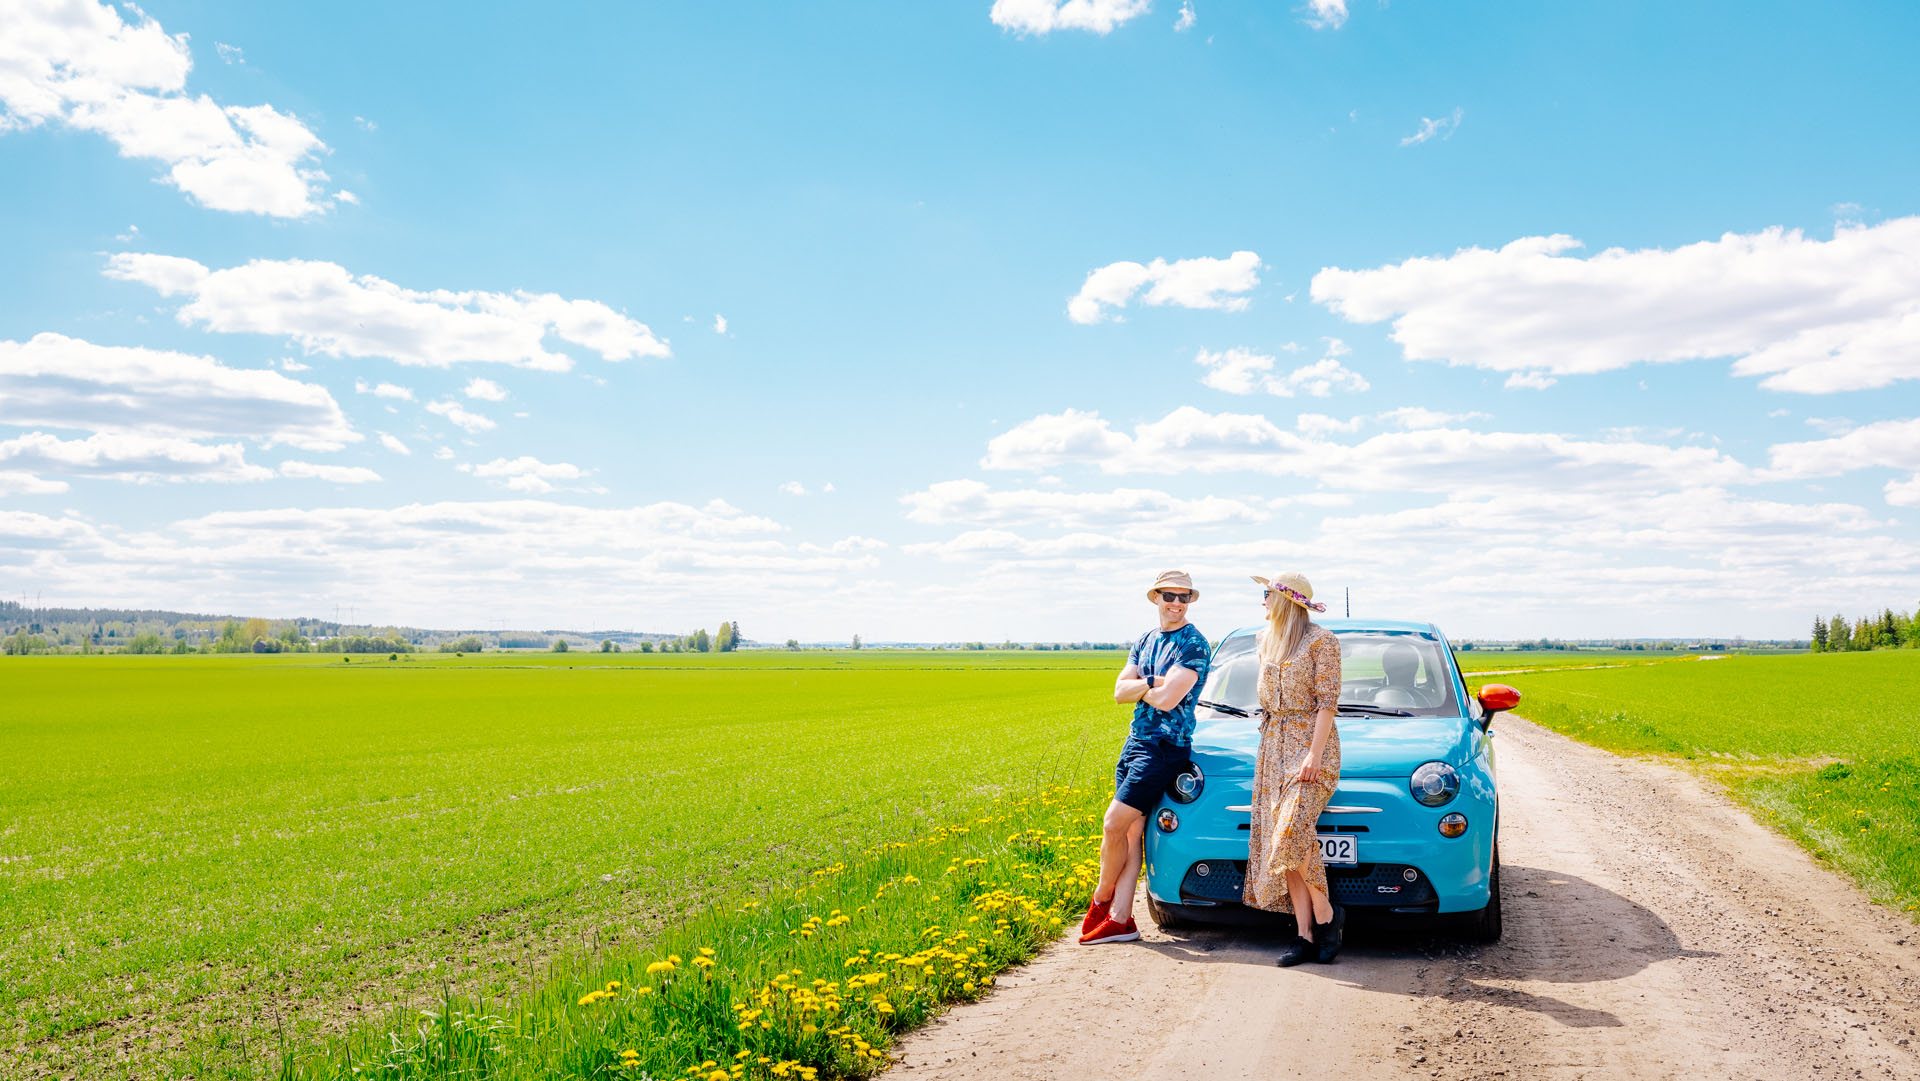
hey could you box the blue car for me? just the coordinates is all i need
[1142,619,1519,940]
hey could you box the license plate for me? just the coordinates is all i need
[1317,834,1358,865]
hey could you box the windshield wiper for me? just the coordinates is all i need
[1198,699,1254,718]
[1337,702,1413,717]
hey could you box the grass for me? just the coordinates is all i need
[1453,649,1679,673]
[0,650,1124,1079]
[288,788,1103,1081]
[1493,649,1920,918]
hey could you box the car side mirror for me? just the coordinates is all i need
[1476,683,1520,728]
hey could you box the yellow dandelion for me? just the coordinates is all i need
[647,960,676,975]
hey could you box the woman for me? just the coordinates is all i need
[1242,571,1345,966]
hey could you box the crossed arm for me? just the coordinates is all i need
[1114,662,1199,711]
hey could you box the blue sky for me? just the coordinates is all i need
[3,0,1918,643]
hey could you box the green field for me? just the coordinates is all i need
[11,644,1910,1079]
[1,651,1125,1079]
[1455,649,1684,673]
[1502,650,1920,917]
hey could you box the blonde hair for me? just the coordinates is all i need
[1258,593,1313,668]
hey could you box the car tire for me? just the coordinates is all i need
[1456,844,1502,942]
[1145,893,1190,932]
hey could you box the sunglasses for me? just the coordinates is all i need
[1155,591,1192,603]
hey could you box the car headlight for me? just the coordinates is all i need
[1410,761,1460,807]
[1168,762,1204,804]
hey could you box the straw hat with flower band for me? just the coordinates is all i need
[1252,572,1326,613]
[1146,569,1198,602]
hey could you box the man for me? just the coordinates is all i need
[1080,570,1210,945]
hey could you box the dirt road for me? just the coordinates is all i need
[895,718,1920,1080]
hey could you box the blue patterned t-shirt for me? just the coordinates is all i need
[1128,623,1211,746]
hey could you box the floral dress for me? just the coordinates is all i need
[1243,625,1343,914]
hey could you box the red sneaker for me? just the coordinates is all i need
[1078,917,1140,945]
[1080,898,1111,937]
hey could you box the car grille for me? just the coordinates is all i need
[1178,860,1437,907]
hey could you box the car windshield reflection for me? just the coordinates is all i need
[1200,632,1461,719]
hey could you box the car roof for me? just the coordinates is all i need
[1220,618,1442,641]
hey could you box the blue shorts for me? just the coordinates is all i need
[1113,736,1189,814]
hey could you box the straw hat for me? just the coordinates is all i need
[1251,571,1326,612]
[1146,569,1198,602]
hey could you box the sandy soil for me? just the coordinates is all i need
[894,717,1920,1081]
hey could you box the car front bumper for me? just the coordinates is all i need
[1145,775,1496,916]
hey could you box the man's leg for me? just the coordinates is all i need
[1093,799,1144,905]
[1109,815,1147,923]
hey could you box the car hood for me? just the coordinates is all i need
[1187,711,1476,778]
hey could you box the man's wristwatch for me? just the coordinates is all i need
[1144,674,1156,689]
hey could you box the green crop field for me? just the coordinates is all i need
[1454,649,1678,673]
[1502,650,1920,919]
[0,651,1127,1080]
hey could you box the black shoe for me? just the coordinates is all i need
[1276,934,1314,967]
[1312,905,1346,964]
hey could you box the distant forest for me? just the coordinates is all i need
[1811,607,1919,652]
[0,600,729,656]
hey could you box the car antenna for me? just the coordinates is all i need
[1345,587,1350,618]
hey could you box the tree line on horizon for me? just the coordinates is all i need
[1811,606,1918,652]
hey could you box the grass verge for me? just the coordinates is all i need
[1490,651,1920,921]
[281,785,1103,1080]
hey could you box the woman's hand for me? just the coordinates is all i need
[1294,749,1321,785]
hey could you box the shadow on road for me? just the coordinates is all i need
[1140,862,1718,1029]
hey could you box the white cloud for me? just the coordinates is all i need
[0,431,273,483]
[1505,371,1558,390]
[1174,3,1197,31]
[426,400,495,434]
[1375,406,1490,429]
[0,498,912,634]
[0,0,329,216]
[800,535,889,555]
[279,460,380,484]
[460,456,587,494]
[105,253,670,370]
[1068,250,1261,324]
[279,358,310,372]
[215,42,243,65]
[463,377,508,402]
[377,432,410,456]
[353,115,375,132]
[1295,413,1363,437]
[1195,343,1369,398]
[983,405,1757,495]
[1766,418,1920,506]
[1302,0,1348,30]
[1311,217,1920,394]
[1400,107,1463,147]
[0,333,357,450]
[0,470,68,496]
[990,0,1151,36]
[779,481,808,496]
[354,379,415,402]
[333,189,359,206]
[902,479,1267,531]
[433,446,454,460]
[713,314,728,334]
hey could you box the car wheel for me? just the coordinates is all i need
[1145,893,1190,931]
[1456,844,1502,942]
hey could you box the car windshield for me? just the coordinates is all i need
[1199,631,1461,718]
